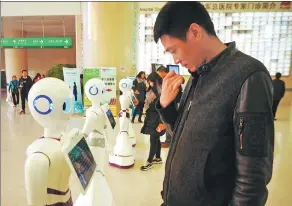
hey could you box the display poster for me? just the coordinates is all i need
[83,68,100,107]
[99,67,117,106]
[63,67,84,114]
[83,67,117,116]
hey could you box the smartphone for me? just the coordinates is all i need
[167,65,180,74]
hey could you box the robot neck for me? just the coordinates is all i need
[44,127,64,138]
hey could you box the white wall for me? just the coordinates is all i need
[1,2,81,16]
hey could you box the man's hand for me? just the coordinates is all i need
[156,124,166,132]
[160,70,184,108]
[135,90,140,95]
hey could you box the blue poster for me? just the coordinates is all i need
[63,67,84,114]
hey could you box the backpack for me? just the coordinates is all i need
[12,82,18,94]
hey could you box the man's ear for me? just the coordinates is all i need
[188,23,202,40]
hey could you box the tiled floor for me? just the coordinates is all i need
[1,93,292,206]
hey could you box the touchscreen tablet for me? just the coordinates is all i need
[65,135,97,194]
[105,108,116,129]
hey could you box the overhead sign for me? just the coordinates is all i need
[0,37,72,48]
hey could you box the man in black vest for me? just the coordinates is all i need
[19,70,33,114]
[154,2,274,206]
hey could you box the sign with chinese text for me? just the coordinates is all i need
[138,2,292,13]
[0,37,72,48]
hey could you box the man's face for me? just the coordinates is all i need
[22,71,28,77]
[160,24,204,72]
[12,76,16,81]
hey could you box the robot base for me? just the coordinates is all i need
[109,154,135,169]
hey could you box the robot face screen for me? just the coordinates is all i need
[89,86,99,96]
[89,85,106,96]
[121,83,128,89]
[33,95,53,115]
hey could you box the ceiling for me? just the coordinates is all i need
[1,15,76,37]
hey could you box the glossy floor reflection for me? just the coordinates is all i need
[1,95,292,206]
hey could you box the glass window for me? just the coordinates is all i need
[138,11,292,76]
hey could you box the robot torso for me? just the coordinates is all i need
[26,138,72,206]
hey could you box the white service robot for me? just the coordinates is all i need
[74,78,114,206]
[109,78,135,168]
[82,78,109,174]
[25,77,74,206]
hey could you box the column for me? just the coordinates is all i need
[4,30,28,83]
[82,2,136,78]
[75,15,82,70]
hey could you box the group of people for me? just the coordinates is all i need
[131,66,183,171]
[8,71,45,114]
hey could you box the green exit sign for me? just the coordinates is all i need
[0,37,73,48]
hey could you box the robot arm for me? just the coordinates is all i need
[25,153,50,206]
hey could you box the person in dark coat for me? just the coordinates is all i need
[156,65,183,148]
[132,71,147,123]
[73,82,78,101]
[19,70,33,114]
[154,2,273,206]
[272,72,285,120]
[33,73,42,84]
[140,72,166,171]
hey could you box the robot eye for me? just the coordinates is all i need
[89,86,98,95]
[122,83,127,88]
[102,88,106,94]
[33,95,53,115]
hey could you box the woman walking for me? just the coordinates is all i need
[140,72,166,171]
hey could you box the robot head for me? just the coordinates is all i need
[84,78,106,104]
[28,77,73,129]
[119,78,133,95]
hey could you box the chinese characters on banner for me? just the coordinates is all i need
[139,2,292,13]
[203,2,290,12]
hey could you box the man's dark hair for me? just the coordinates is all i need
[276,72,282,79]
[22,70,27,73]
[154,2,216,43]
[157,65,167,73]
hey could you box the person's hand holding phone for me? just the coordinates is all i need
[156,123,166,133]
[160,70,184,108]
